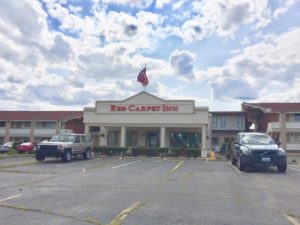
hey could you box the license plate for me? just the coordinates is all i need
[262,157,271,162]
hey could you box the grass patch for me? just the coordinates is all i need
[7,148,18,156]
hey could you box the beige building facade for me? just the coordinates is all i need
[84,92,210,150]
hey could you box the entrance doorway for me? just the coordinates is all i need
[147,132,159,147]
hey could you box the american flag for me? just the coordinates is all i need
[137,67,149,87]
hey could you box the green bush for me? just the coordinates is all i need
[93,146,128,156]
[171,147,200,158]
[8,148,18,155]
[187,148,200,158]
[131,147,169,157]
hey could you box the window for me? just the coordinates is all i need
[108,131,120,146]
[0,121,5,127]
[11,121,31,128]
[127,131,139,147]
[294,114,300,121]
[81,136,86,143]
[237,117,243,128]
[212,117,217,128]
[170,132,201,148]
[36,121,56,129]
[221,117,226,128]
[89,126,100,133]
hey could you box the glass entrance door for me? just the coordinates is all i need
[147,132,159,147]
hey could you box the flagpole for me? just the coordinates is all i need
[144,64,147,91]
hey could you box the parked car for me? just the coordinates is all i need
[35,133,93,162]
[231,132,287,172]
[17,142,36,154]
[0,142,14,153]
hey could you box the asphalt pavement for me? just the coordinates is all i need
[0,156,299,225]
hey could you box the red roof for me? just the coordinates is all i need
[243,103,300,112]
[0,111,83,121]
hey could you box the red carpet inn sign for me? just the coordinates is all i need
[110,104,179,112]
[83,92,210,150]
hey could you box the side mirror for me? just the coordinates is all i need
[276,141,282,146]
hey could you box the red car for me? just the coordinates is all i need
[17,142,35,153]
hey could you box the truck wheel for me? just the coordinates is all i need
[277,163,287,173]
[36,154,45,161]
[231,154,237,165]
[62,150,72,162]
[83,149,91,160]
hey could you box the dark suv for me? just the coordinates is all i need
[231,132,287,172]
[35,133,93,162]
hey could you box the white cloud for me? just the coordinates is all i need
[102,0,153,8]
[156,0,171,9]
[169,50,196,80]
[201,27,300,102]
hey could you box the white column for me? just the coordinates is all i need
[160,126,166,148]
[120,126,126,147]
[100,126,107,146]
[202,126,206,150]
[84,124,89,134]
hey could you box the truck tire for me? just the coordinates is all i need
[231,154,237,165]
[277,163,287,173]
[83,149,91,160]
[36,154,45,161]
[62,150,72,162]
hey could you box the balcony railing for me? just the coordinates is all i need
[267,122,300,132]
[286,143,300,151]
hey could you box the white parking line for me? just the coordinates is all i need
[290,167,300,172]
[112,160,141,169]
[227,162,242,174]
[0,194,22,203]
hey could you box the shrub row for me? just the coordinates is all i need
[131,147,169,157]
[93,146,201,158]
[93,146,128,156]
[170,147,200,158]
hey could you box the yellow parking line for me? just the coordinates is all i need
[282,213,300,225]
[0,194,22,202]
[108,202,142,225]
[171,161,184,173]
[227,162,242,174]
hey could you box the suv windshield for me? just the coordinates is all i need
[50,134,75,143]
[241,134,275,145]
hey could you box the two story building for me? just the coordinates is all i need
[0,111,83,144]
[242,102,300,152]
[210,111,247,152]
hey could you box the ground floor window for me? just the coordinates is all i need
[170,132,201,148]
[108,131,120,146]
[126,131,139,147]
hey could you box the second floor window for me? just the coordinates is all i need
[11,121,31,129]
[35,121,56,129]
[212,117,217,128]
[221,117,226,128]
[238,117,243,128]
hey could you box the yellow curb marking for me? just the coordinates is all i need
[0,194,22,202]
[108,202,142,225]
[227,162,242,174]
[283,213,300,225]
[171,160,184,173]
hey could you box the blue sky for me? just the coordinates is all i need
[0,0,300,111]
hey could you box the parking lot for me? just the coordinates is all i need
[0,156,299,225]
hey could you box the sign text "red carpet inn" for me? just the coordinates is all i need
[110,104,179,112]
